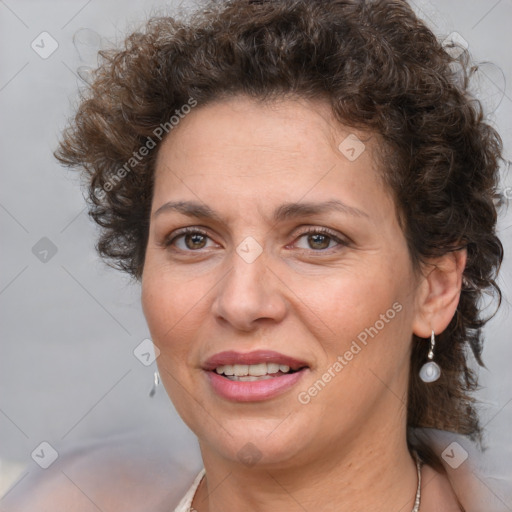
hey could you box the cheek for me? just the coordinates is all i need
[141,272,199,412]
[141,264,218,373]
[304,264,401,334]
[302,274,412,411]
[141,269,190,353]
[302,259,415,388]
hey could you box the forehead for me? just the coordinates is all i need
[152,95,390,218]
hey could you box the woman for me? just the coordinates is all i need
[18,0,507,510]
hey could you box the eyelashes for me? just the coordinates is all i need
[164,227,214,251]
[162,226,350,254]
[291,228,347,251]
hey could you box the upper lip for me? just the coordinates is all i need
[202,350,309,371]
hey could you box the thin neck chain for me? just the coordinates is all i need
[190,453,423,512]
[411,451,423,512]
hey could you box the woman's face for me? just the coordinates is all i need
[141,96,420,469]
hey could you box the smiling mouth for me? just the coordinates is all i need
[214,362,306,381]
[204,351,310,401]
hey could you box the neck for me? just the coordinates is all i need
[193,417,419,512]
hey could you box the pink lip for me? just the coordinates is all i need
[206,370,308,402]
[202,350,310,402]
[202,350,308,371]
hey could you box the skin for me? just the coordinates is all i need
[141,95,467,512]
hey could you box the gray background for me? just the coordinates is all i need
[1,0,511,507]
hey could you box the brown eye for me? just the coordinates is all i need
[184,233,208,250]
[164,228,215,251]
[307,233,331,250]
[293,228,347,252]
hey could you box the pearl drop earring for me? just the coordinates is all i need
[419,330,441,383]
[149,370,161,397]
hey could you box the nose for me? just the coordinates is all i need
[211,248,287,332]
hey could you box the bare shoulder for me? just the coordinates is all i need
[410,429,504,512]
[421,464,465,512]
[1,433,202,512]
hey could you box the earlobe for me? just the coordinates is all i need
[412,249,467,338]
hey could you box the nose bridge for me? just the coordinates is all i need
[212,239,286,329]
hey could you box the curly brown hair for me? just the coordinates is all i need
[55,0,504,470]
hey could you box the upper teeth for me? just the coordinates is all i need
[215,363,291,376]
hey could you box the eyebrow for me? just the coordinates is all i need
[153,199,369,222]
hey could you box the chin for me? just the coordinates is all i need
[200,417,318,469]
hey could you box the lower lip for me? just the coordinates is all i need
[206,369,308,402]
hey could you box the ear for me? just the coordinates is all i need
[412,248,467,338]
